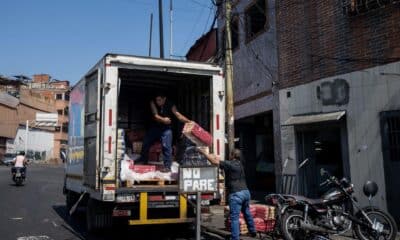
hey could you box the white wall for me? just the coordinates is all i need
[279,61,400,210]
[7,126,54,160]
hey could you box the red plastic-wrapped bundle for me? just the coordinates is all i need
[131,165,156,173]
[253,204,275,220]
[254,217,267,232]
[127,160,156,173]
[224,204,276,233]
[183,122,212,146]
[149,141,162,162]
[225,218,249,234]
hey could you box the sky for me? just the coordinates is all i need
[0,0,216,84]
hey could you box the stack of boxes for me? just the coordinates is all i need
[117,129,126,160]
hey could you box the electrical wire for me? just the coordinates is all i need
[189,0,213,9]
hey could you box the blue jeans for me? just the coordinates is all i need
[140,127,172,168]
[229,190,256,240]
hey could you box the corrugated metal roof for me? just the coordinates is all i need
[0,92,19,108]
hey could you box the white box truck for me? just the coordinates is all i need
[64,54,225,231]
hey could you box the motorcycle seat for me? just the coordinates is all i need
[287,195,325,206]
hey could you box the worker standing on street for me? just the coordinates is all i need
[138,92,191,172]
[198,148,257,240]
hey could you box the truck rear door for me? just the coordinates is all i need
[84,69,102,189]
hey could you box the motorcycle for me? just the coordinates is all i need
[267,168,397,240]
[12,167,26,186]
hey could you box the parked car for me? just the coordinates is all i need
[1,153,16,166]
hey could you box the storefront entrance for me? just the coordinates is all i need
[296,122,350,198]
[236,112,275,199]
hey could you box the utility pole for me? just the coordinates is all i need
[169,0,173,59]
[158,0,165,58]
[149,13,153,57]
[25,120,29,154]
[225,0,235,157]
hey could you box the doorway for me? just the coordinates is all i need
[236,112,275,200]
[380,111,400,223]
[296,122,349,198]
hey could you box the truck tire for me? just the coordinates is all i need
[86,198,113,233]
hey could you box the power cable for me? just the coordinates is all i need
[179,3,207,56]
[189,0,213,9]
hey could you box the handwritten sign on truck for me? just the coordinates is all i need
[179,166,218,193]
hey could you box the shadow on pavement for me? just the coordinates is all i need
[52,205,195,240]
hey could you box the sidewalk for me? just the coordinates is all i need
[202,205,400,240]
[201,205,268,240]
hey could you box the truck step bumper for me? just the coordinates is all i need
[128,218,194,225]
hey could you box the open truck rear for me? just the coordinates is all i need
[64,54,225,231]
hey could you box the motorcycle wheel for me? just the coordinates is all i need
[281,209,310,240]
[354,207,398,240]
[15,178,23,186]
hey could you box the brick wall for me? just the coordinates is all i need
[277,1,400,89]
[33,74,51,83]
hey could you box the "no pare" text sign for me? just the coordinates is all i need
[179,166,218,193]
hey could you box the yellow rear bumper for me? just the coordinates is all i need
[128,192,193,225]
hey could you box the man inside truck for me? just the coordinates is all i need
[137,92,191,172]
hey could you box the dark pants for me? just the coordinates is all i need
[229,190,256,240]
[140,127,172,168]
[11,167,26,177]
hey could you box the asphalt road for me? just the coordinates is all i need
[0,164,195,240]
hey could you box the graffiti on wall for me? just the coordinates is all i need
[316,78,349,106]
[68,81,85,164]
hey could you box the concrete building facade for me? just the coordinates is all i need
[276,0,400,221]
[28,74,70,162]
[217,0,279,196]
[0,74,69,163]
[0,85,56,161]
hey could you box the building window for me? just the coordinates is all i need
[62,123,69,133]
[343,0,396,16]
[65,93,70,101]
[231,16,239,51]
[64,107,69,116]
[56,94,63,100]
[381,111,400,162]
[245,0,267,42]
[57,109,63,115]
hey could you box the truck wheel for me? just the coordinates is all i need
[86,198,113,233]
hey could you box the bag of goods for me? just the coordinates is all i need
[183,122,212,146]
[181,146,209,167]
[117,129,126,160]
[132,141,143,154]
